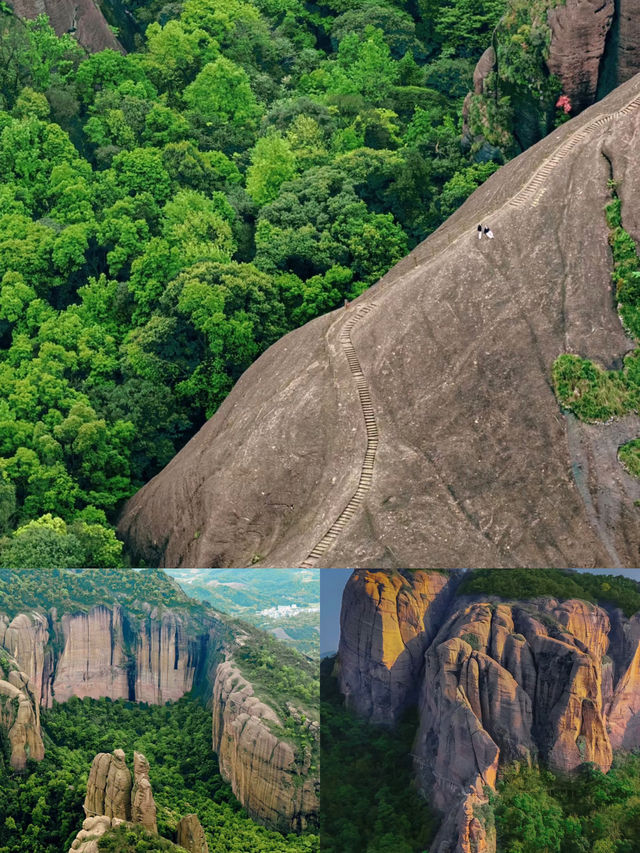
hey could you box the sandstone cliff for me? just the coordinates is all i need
[7,0,123,55]
[118,72,640,569]
[0,596,319,834]
[0,605,217,708]
[338,570,460,723]
[212,659,319,833]
[337,570,640,853]
[0,651,44,771]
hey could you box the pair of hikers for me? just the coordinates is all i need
[477,225,494,239]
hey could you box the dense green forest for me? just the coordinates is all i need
[494,758,640,853]
[320,658,438,853]
[0,695,318,853]
[0,0,514,564]
[0,567,207,617]
[457,569,640,617]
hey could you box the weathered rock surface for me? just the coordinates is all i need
[605,610,640,748]
[118,74,640,569]
[338,570,460,723]
[177,814,209,853]
[212,660,319,832]
[68,816,126,853]
[616,0,640,85]
[338,571,640,853]
[0,656,45,770]
[84,749,133,821]
[8,0,124,55]
[132,751,157,834]
[547,0,615,111]
[0,606,209,707]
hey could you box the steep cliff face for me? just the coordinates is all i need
[0,653,45,771]
[338,570,460,723]
[0,605,214,709]
[547,0,616,111]
[338,571,640,853]
[8,0,123,55]
[212,660,319,833]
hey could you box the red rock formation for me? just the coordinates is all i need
[547,0,615,111]
[8,0,124,55]
[338,570,459,723]
[0,606,206,707]
[131,752,157,834]
[338,572,640,853]
[84,750,133,821]
[212,660,319,832]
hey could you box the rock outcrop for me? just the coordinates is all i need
[84,750,133,821]
[212,660,319,832]
[8,0,124,55]
[0,654,45,771]
[68,816,126,853]
[131,752,157,834]
[338,570,640,853]
[177,814,209,853]
[0,605,212,708]
[338,570,460,723]
[118,73,640,569]
[74,751,202,852]
[547,0,615,111]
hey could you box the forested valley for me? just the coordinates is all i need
[0,695,318,853]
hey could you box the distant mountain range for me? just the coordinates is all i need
[165,569,319,658]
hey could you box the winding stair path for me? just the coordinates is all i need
[300,303,378,568]
[297,89,640,568]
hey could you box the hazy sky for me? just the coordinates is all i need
[319,568,640,657]
[320,569,352,655]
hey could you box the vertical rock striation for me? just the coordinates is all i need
[0,606,209,709]
[212,660,319,832]
[84,749,133,821]
[338,571,640,853]
[338,570,460,724]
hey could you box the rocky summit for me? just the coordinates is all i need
[120,73,640,569]
[337,570,640,853]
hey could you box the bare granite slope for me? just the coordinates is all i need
[119,74,640,569]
